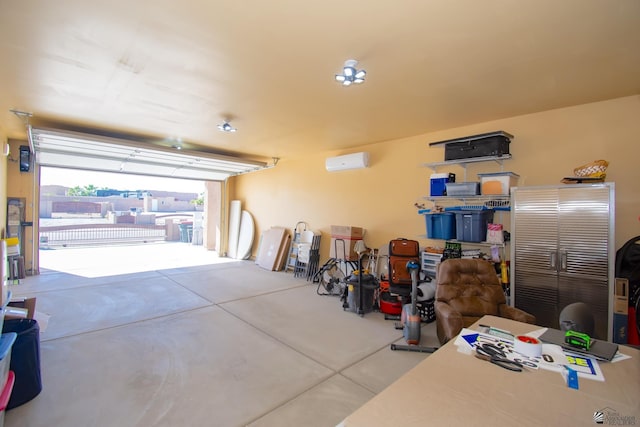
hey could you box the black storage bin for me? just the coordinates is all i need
[3,319,42,409]
[429,131,513,161]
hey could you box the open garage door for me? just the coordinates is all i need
[20,126,265,276]
[29,127,268,181]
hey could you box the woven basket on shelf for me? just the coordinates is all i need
[574,160,609,178]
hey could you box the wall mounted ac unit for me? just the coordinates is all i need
[325,152,369,172]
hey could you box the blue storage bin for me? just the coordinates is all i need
[425,212,456,240]
[454,210,495,242]
[0,333,17,390]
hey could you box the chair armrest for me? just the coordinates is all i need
[498,304,536,324]
[435,301,464,343]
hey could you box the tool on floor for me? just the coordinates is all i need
[379,280,403,316]
[390,260,438,353]
[314,258,346,296]
[355,246,369,316]
[341,250,379,316]
[401,260,421,344]
[314,239,360,297]
[390,344,437,353]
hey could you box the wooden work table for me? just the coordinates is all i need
[340,315,640,427]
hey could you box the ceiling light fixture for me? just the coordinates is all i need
[335,59,366,86]
[169,137,183,150]
[217,122,237,133]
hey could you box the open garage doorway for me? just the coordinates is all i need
[37,166,226,278]
[7,126,264,277]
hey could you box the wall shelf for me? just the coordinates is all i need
[419,137,514,266]
[421,154,512,173]
[444,239,506,248]
[418,237,506,248]
[421,153,514,207]
[422,195,511,210]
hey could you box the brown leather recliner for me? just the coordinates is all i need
[434,258,536,344]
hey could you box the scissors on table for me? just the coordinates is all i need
[475,343,523,372]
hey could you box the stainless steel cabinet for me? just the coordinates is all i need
[510,183,614,340]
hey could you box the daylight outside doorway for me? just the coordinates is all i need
[38,166,226,277]
[38,242,235,278]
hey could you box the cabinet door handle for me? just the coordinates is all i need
[559,250,568,272]
[549,251,557,270]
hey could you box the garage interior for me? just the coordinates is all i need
[1,1,640,426]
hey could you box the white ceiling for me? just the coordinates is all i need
[1,0,639,163]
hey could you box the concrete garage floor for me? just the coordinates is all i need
[5,243,439,427]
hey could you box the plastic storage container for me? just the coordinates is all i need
[477,172,520,195]
[424,212,456,240]
[421,251,442,278]
[445,182,480,196]
[0,371,15,426]
[454,210,495,242]
[430,173,455,197]
[2,318,42,409]
[0,333,16,390]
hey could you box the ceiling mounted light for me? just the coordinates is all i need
[217,122,237,133]
[335,59,366,86]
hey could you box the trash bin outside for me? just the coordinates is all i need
[178,223,193,243]
[2,319,42,409]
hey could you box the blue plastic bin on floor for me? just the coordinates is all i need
[425,212,457,240]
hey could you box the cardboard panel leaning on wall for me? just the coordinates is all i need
[231,96,640,260]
